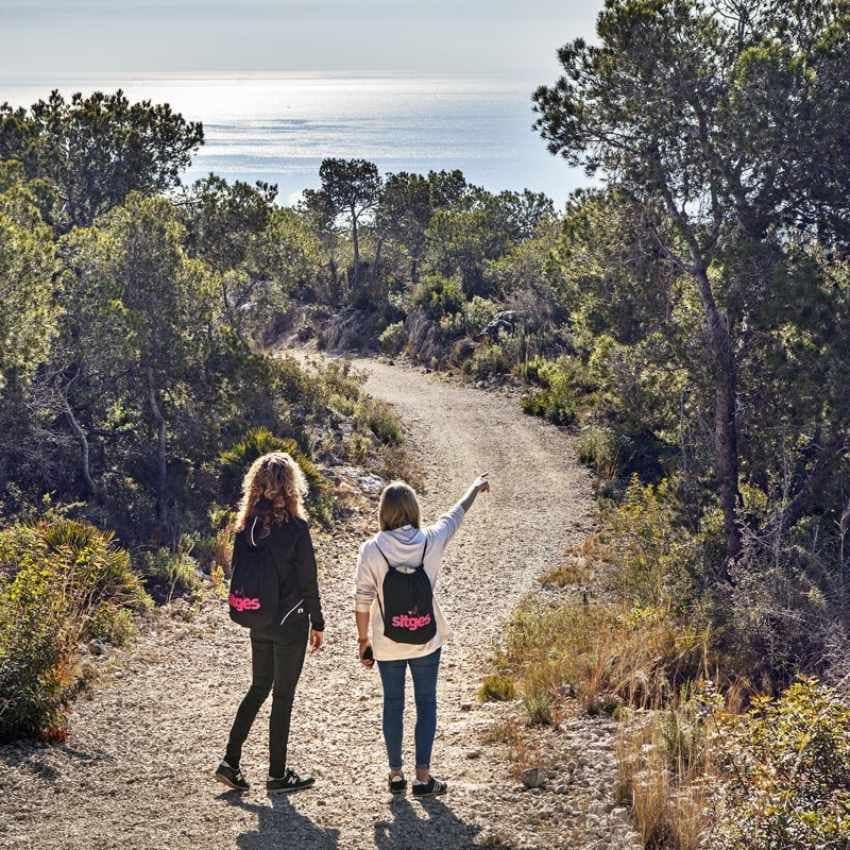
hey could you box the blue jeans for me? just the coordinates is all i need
[377,648,442,771]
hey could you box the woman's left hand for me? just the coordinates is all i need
[309,628,324,654]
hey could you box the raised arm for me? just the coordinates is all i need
[458,474,490,513]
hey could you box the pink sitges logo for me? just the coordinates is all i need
[229,591,261,612]
[391,613,432,630]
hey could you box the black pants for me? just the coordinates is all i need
[225,625,308,778]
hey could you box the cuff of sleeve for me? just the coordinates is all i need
[354,602,373,613]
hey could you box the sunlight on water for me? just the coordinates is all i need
[1,75,587,205]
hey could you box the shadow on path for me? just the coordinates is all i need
[373,796,522,850]
[223,792,339,850]
[0,740,110,782]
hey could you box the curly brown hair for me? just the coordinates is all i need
[234,452,308,532]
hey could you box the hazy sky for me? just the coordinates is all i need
[0,1,602,79]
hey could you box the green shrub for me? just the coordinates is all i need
[597,475,848,692]
[412,273,465,320]
[343,432,373,464]
[465,296,501,335]
[314,358,363,404]
[87,604,137,647]
[218,427,334,526]
[353,398,402,446]
[521,388,576,425]
[519,356,584,425]
[0,519,149,742]
[479,674,517,703]
[438,311,466,338]
[138,546,201,604]
[713,679,850,850]
[464,343,509,380]
[576,426,620,478]
[603,475,701,608]
[379,321,406,355]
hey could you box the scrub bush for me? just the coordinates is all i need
[520,356,585,425]
[465,295,501,335]
[138,545,201,604]
[218,427,333,526]
[412,273,465,320]
[479,674,517,703]
[378,321,406,355]
[464,343,509,380]
[711,679,850,850]
[0,519,149,742]
[353,398,402,446]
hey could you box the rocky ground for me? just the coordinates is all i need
[0,357,641,850]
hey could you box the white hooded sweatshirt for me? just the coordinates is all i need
[354,501,465,661]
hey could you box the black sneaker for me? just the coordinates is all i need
[388,774,407,795]
[266,768,315,794]
[412,776,447,798]
[215,761,250,792]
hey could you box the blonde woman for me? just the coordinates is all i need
[354,474,490,797]
[215,452,325,794]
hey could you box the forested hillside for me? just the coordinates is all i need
[1,1,849,847]
[0,92,409,742]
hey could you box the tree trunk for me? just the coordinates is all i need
[714,341,741,562]
[61,387,97,496]
[351,208,360,290]
[147,369,173,546]
[693,267,742,564]
[220,276,245,345]
[371,237,385,291]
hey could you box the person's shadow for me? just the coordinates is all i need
[222,792,339,850]
[373,796,522,850]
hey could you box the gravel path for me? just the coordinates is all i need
[1,358,637,850]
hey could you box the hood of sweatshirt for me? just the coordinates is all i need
[374,524,428,568]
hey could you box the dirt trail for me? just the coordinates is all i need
[1,358,634,850]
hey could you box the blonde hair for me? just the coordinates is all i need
[379,481,421,531]
[234,452,308,532]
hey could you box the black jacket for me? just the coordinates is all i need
[233,515,325,639]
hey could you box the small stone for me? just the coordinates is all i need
[88,639,106,656]
[520,767,546,789]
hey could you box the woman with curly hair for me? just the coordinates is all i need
[215,452,325,795]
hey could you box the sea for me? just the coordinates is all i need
[1,74,588,207]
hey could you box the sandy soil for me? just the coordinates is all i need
[1,358,637,850]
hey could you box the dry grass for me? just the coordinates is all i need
[481,718,543,780]
[378,444,426,493]
[540,559,592,588]
[212,527,233,577]
[496,601,713,722]
[540,535,611,589]
[615,712,715,850]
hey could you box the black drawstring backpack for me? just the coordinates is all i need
[228,516,280,628]
[375,538,437,645]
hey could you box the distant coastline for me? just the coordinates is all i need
[1,73,588,205]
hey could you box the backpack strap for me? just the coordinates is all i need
[374,543,392,569]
